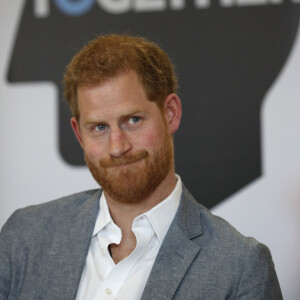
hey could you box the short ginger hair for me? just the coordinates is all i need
[63,34,178,120]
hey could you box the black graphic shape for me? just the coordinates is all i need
[7,1,300,207]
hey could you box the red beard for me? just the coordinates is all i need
[85,133,173,203]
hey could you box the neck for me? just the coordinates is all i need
[104,168,177,231]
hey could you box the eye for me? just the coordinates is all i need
[128,116,140,124]
[95,124,107,131]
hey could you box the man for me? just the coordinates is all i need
[0,35,282,299]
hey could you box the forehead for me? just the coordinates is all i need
[77,71,160,120]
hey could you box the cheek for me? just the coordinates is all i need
[135,125,167,149]
[144,133,162,147]
[82,141,105,162]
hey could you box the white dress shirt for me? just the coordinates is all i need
[76,175,182,300]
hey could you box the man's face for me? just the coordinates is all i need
[71,71,179,203]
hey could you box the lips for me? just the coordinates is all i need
[99,150,149,168]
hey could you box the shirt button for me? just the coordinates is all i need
[105,288,112,295]
[100,248,105,256]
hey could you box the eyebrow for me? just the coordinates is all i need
[119,109,143,119]
[83,109,144,126]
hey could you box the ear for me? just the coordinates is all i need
[71,117,84,148]
[163,93,182,134]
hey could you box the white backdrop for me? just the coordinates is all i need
[213,24,300,298]
[0,1,299,299]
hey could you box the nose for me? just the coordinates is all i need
[109,127,132,158]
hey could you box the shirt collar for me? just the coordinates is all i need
[93,174,182,243]
[143,174,182,243]
[93,192,113,236]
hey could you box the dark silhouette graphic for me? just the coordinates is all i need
[7,1,300,207]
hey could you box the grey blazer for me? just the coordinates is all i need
[0,185,282,299]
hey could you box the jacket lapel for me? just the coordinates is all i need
[41,190,101,299]
[141,185,202,300]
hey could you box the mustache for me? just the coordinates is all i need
[99,150,149,168]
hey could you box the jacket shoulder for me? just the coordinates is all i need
[176,186,282,298]
[182,185,262,251]
[181,184,276,275]
[196,199,269,260]
[0,189,101,300]
[1,189,101,239]
[200,207,282,298]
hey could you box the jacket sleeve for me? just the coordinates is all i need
[0,211,21,300]
[0,215,15,300]
[235,242,283,299]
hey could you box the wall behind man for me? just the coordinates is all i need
[0,1,299,299]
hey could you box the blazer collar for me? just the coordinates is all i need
[141,184,203,300]
[172,184,203,239]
